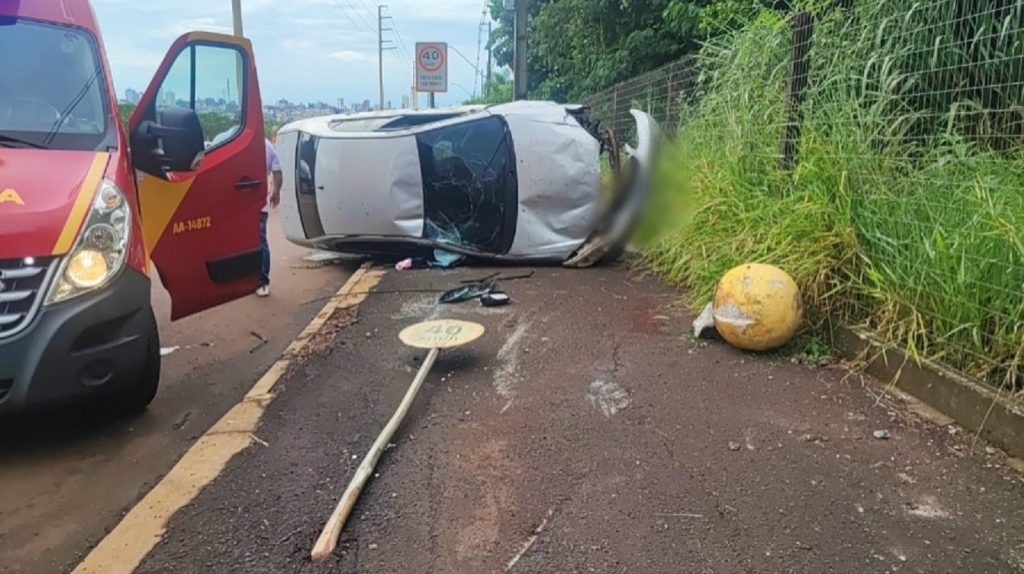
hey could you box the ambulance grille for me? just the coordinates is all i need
[0,257,55,340]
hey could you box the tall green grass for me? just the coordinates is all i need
[641,2,1024,393]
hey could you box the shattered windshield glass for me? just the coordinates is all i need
[416,116,517,254]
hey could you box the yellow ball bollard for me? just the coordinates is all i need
[712,263,804,352]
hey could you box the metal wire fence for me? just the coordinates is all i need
[584,0,1024,399]
[583,57,699,144]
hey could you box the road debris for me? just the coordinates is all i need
[505,507,555,572]
[729,442,742,451]
[440,282,495,304]
[481,290,511,307]
[159,346,180,357]
[302,250,347,264]
[311,319,485,562]
[692,302,716,338]
[873,430,892,440]
[247,331,269,354]
[274,527,303,547]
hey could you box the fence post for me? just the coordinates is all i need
[666,66,674,128]
[779,11,814,172]
[611,84,620,137]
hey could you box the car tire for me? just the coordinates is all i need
[112,310,160,414]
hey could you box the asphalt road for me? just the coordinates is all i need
[0,212,355,574]
[135,266,1024,573]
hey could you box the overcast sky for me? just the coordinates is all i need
[92,0,492,108]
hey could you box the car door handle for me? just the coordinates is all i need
[234,178,262,191]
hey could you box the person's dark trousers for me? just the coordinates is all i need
[259,211,270,287]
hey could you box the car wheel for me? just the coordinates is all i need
[112,310,161,414]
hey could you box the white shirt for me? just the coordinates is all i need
[265,139,282,213]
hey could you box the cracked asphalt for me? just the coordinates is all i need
[133,264,1024,573]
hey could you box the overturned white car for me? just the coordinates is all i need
[276,101,656,266]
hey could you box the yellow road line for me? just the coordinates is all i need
[73,264,385,574]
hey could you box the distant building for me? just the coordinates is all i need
[386,100,393,110]
[362,99,371,112]
[124,88,141,105]
[163,91,176,107]
[338,98,345,111]
[401,95,410,109]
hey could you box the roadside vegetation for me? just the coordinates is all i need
[117,103,281,138]
[639,1,1024,393]
[485,0,780,101]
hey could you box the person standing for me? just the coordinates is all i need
[258,138,283,297]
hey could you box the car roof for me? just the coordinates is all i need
[0,0,100,29]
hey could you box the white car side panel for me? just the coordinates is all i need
[499,104,601,259]
[315,137,425,239]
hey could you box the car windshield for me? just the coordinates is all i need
[0,18,112,151]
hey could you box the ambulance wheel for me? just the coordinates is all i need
[113,311,161,414]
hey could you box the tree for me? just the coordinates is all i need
[463,71,515,105]
[118,103,135,124]
[485,0,785,101]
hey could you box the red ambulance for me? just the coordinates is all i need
[0,0,268,413]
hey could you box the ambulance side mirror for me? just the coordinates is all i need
[132,107,205,176]
[154,107,205,172]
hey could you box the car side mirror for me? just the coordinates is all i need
[132,107,205,176]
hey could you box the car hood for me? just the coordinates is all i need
[0,149,109,259]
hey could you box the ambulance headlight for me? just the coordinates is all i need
[47,180,131,304]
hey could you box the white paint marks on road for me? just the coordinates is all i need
[391,294,509,322]
[494,321,531,413]
[505,506,555,572]
[586,379,631,418]
[905,495,950,519]
[392,295,443,321]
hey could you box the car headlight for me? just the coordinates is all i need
[46,179,131,304]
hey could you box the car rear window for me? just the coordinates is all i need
[416,116,517,254]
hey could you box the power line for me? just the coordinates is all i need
[330,0,376,41]
[345,0,377,35]
[475,1,489,96]
[354,0,376,19]
[449,44,483,77]
[385,8,414,65]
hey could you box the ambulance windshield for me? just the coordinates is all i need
[0,18,112,151]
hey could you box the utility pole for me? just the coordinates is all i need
[232,0,243,109]
[513,0,528,100]
[378,5,396,111]
[231,0,243,36]
[486,21,493,97]
[378,6,385,110]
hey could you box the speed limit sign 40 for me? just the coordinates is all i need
[415,42,448,93]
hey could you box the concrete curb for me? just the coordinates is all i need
[833,325,1024,459]
[72,265,385,574]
